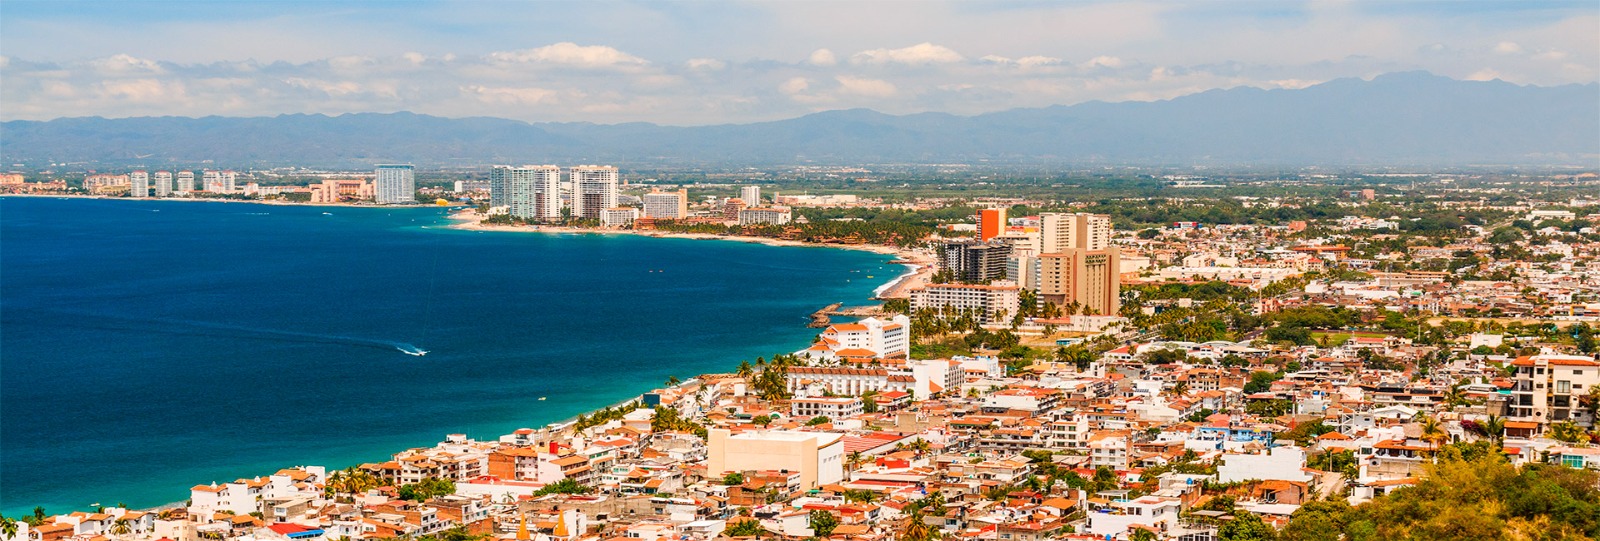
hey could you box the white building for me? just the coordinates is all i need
[601,207,639,227]
[909,281,1021,324]
[1508,354,1600,429]
[1216,447,1314,483]
[497,165,562,221]
[374,164,416,205]
[790,397,863,420]
[128,170,149,198]
[785,367,915,397]
[153,171,173,197]
[176,171,195,192]
[572,165,619,219]
[643,189,689,219]
[707,429,844,489]
[202,170,223,192]
[738,206,792,226]
[1082,496,1184,538]
[1040,212,1111,253]
[799,315,910,360]
[740,185,761,206]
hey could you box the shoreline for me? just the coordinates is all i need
[0,192,446,209]
[7,199,929,515]
[445,208,935,280]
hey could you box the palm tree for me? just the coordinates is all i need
[898,509,939,541]
[1482,415,1506,447]
[1,514,20,540]
[665,375,681,387]
[1419,415,1446,460]
[109,519,132,539]
[1549,420,1586,443]
[736,361,754,379]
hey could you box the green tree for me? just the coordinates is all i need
[1129,528,1157,541]
[808,509,839,537]
[1,514,20,540]
[724,519,765,537]
[532,478,593,496]
[109,519,132,538]
[722,472,746,486]
[1219,511,1277,541]
[806,416,831,426]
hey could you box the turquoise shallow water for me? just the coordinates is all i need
[0,197,891,515]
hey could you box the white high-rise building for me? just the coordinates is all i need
[740,185,761,206]
[176,171,195,192]
[202,170,223,192]
[374,164,415,204]
[572,165,618,219]
[128,171,149,198]
[153,171,173,197]
[497,165,562,221]
[221,170,238,192]
[642,189,688,219]
[1041,213,1112,253]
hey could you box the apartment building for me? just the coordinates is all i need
[909,281,1021,323]
[128,170,149,198]
[785,367,915,397]
[706,429,844,489]
[940,240,1012,283]
[1508,353,1600,429]
[374,164,416,205]
[737,206,792,225]
[1039,246,1122,316]
[642,189,689,219]
[572,165,619,219]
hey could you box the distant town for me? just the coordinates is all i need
[3,167,1599,540]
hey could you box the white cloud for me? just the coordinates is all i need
[1017,56,1063,68]
[850,43,963,65]
[807,49,837,66]
[90,54,165,74]
[1493,41,1523,54]
[1082,55,1123,69]
[98,78,184,102]
[487,42,647,68]
[835,75,897,97]
[462,85,561,104]
[1466,68,1502,81]
[686,58,727,71]
[779,77,810,95]
[284,77,366,96]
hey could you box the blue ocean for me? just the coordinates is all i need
[0,197,891,515]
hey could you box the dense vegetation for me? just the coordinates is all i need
[1279,443,1600,541]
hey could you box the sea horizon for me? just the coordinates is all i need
[0,197,896,516]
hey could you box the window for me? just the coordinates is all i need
[1557,381,1571,394]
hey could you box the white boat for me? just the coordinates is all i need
[538,397,547,401]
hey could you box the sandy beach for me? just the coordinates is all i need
[446,208,937,299]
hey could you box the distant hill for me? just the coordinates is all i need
[2,72,1595,167]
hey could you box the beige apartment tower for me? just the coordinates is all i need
[1041,213,1112,253]
[1039,246,1121,316]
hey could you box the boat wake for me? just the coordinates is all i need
[15,308,426,356]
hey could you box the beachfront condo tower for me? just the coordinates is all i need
[153,171,172,197]
[128,170,149,198]
[572,165,619,219]
[498,165,562,221]
[741,185,761,206]
[374,164,416,205]
[177,171,195,192]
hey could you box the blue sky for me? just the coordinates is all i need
[1,1,1595,124]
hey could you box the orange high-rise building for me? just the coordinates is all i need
[978,208,1007,241]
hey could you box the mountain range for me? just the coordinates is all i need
[2,71,1595,168]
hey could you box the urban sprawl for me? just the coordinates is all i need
[3,167,1600,541]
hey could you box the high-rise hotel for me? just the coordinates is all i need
[571,165,618,219]
[492,165,562,221]
[1035,213,1120,315]
[374,164,416,204]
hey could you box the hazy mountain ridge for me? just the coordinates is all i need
[3,72,1595,167]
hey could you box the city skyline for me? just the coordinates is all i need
[1,1,1595,124]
